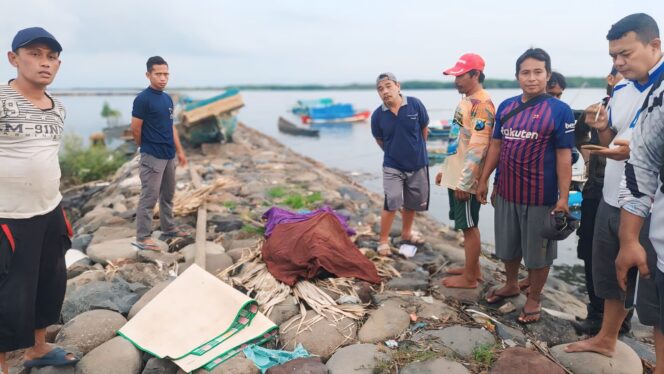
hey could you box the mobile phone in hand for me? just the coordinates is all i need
[624,267,639,310]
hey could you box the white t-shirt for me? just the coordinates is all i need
[0,84,66,218]
[603,57,664,208]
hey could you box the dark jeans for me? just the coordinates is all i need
[577,197,604,318]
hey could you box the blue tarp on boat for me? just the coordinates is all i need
[184,88,240,111]
[309,103,355,119]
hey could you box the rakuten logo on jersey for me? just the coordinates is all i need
[501,128,539,140]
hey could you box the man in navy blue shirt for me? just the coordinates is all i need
[371,73,430,256]
[131,56,187,250]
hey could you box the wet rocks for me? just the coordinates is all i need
[386,271,429,291]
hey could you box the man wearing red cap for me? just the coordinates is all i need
[436,53,495,289]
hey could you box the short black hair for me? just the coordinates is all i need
[547,71,567,90]
[146,56,168,72]
[606,13,659,43]
[515,48,551,76]
[468,69,486,84]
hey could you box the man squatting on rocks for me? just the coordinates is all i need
[130,56,188,251]
[565,12,664,357]
[436,53,496,289]
[0,27,79,373]
[477,48,576,324]
[371,73,430,256]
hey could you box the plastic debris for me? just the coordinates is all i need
[384,340,398,349]
[398,244,418,258]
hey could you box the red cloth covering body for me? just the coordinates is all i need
[261,211,381,286]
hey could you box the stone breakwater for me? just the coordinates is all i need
[6,123,652,373]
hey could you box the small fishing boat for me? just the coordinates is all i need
[301,109,370,125]
[278,116,319,137]
[177,89,244,146]
[291,98,334,116]
[427,149,447,164]
[428,120,451,139]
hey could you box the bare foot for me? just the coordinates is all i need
[517,298,541,324]
[563,336,616,357]
[446,266,483,281]
[485,284,520,303]
[442,275,478,289]
[518,277,530,290]
[377,243,391,256]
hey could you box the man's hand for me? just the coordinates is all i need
[591,139,630,161]
[584,103,609,131]
[435,172,442,186]
[477,180,488,205]
[177,151,187,167]
[454,189,470,202]
[553,197,569,214]
[616,241,650,291]
[490,188,497,207]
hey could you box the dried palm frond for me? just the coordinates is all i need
[171,177,238,216]
[370,255,401,278]
[292,280,366,321]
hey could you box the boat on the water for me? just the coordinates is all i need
[177,88,244,146]
[291,98,334,116]
[291,98,369,125]
[301,109,370,125]
[278,116,319,137]
[428,120,451,139]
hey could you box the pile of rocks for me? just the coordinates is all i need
[7,124,650,374]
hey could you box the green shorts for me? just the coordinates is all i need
[447,189,481,230]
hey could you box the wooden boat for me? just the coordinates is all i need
[301,110,370,125]
[428,120,451,139]
[278,116,319,137]
[178,89,244,146]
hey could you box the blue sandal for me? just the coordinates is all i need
[24,347,79,368]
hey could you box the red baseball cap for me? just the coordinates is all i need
[443,53,485,76]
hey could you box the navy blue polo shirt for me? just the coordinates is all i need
[132,86,175,159]
[371,95,429,172]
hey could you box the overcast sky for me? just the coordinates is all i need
[1,0,663,88]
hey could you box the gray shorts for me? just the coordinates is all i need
[494,195,557,269]
[382,166,429,212]
[592,199,658,302]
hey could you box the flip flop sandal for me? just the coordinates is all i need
[485,287,520,304]
[377,243,392,256]
[24,347,79,368]
[162,229,191,238]
[517,308,542,324]
[131,241,161,251]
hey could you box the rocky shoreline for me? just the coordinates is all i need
[7,123,653,373]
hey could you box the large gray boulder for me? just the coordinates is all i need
[55,310,126,355]
[75,337,141,374]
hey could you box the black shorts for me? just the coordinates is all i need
[0,204,72,352]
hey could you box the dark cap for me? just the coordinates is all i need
[376,72,398,87]
[12,27,62,53]
[540,210,579,241]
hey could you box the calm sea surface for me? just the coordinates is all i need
[55,88,608,279]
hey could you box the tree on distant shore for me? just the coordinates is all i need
[101,101,122,126]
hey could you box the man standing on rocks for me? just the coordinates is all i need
[0,27,78,372]
[131,56,188,251]
[477,48,576,324]
[371,73,430,256]
[616,51,664,374]
[436,53,495,288]
[564,13,663,357]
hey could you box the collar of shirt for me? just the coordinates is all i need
[381,94,408,111]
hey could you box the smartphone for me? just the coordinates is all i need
[624,267,639,310]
